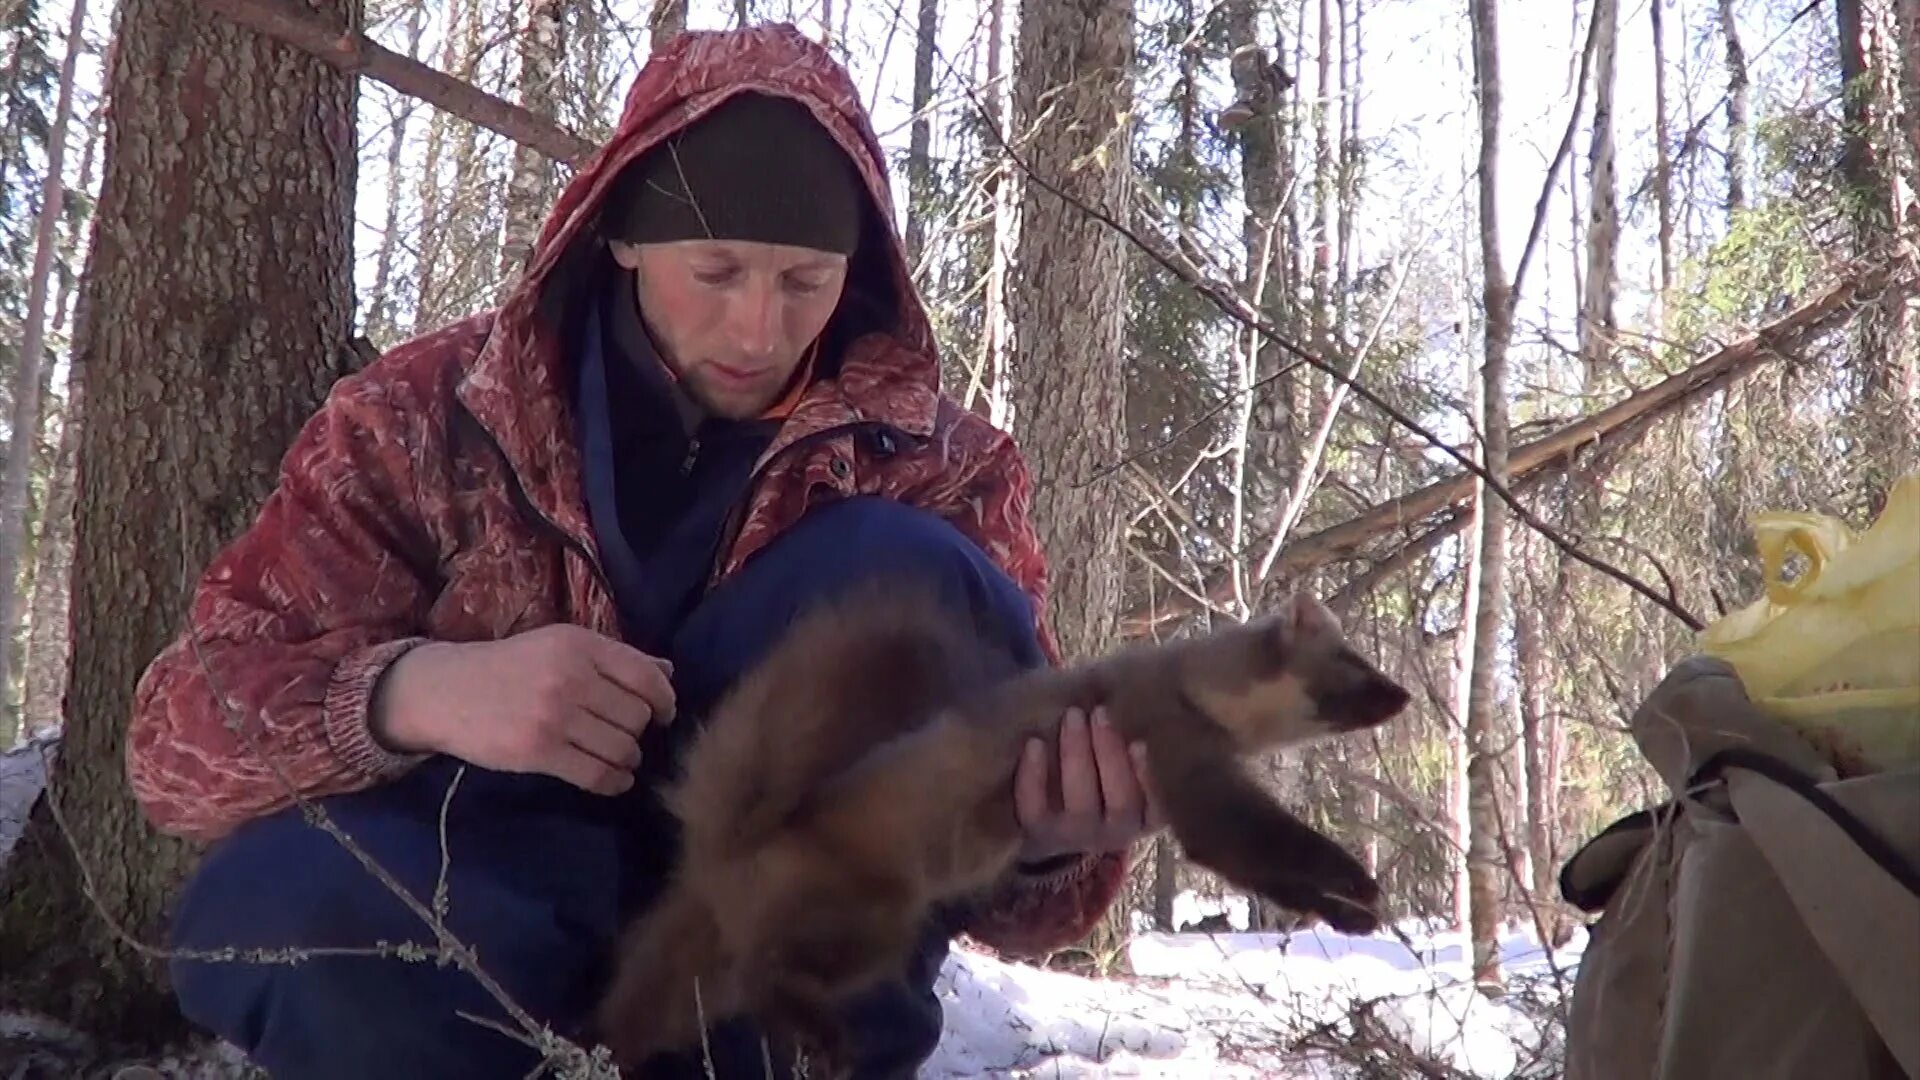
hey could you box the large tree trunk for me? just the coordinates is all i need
[0,0,358,1045]
[1005,0,1134,662]
[0,0,89,732]
[1467,0,1512,995]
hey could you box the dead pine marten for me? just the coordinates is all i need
[593,581,1411,1074]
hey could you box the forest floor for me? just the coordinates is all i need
[2,739,1586,1078]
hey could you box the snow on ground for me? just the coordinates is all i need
[922,908,1586,1079]
[0,735,55,866]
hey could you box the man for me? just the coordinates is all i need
[125,22,1155,1080]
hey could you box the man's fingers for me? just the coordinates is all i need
[575,671,657,737]
[1058,708,1101,819]
[1131,741,1167,833]
[1015,736,1052,827]
[566,709,644,774]
[549,743,635,797]
[1087,707,1142,829]
[585,636,678,724]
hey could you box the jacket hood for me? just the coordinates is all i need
[452,23,942,555]
[519,22,934,365]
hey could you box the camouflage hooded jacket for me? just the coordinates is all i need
[124,24,1126,957]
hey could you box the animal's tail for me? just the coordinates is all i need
[593,885,735,1070]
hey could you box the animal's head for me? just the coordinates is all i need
[1180,592,1411,750]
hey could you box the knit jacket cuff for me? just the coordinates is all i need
[323,637,432,782]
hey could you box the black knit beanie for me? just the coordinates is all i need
[606,91,864,255]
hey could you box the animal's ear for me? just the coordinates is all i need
[1277,591,1341,642]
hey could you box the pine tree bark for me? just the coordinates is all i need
[1466,0,1512,995]
[1839,0,1880,216]
[0,0,359,1043]
[1005,0,1134,662]
[1448,394,1481,937]
[0,0,89,729]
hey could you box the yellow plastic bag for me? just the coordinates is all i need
[1698,469,1920,775]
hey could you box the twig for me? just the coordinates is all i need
[434,764,466,922]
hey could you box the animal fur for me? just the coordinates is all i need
[593,581,1411,1074]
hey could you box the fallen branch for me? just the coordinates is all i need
[1121,260,1894,634]
[196,0,595,165]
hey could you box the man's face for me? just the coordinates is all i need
[611,238,849,419]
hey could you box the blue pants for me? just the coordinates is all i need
[167,496,1047,1079]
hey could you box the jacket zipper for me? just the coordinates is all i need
[454,397,619,606]
[704,419,898,587]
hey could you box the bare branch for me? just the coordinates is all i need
[196,0,595,165]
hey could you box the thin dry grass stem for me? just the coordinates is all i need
[434,763,466,921]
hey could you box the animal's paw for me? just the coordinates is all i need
[1301,846,1383,935]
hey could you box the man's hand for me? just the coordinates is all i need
[1013,706,1165,866]
[369,624,677,796]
